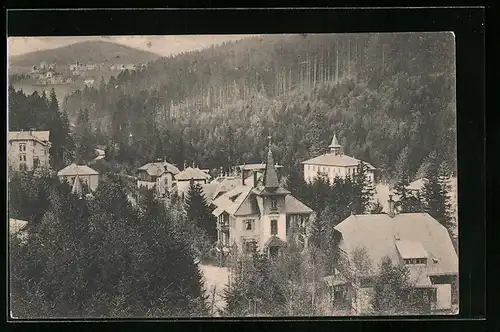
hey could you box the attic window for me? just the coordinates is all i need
[229,194,239,202]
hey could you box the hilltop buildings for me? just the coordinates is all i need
[8,131,51,172]
[301,133,376,184]
[211,141,313,259]
[324,197,458,315]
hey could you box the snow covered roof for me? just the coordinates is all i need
[301,153,375,169]
[57,163,99,176]
[335,213,458,276]
[8,131,50,145]
[175,167,211,181]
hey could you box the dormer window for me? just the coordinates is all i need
[403,258,427,265]
[270,198,277,210]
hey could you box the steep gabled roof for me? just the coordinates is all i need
[334,213,458,276]
[263,147,279,188]
[211,185,254,216]
[175,167,211,181]
[329,133,341,148]
[137,161,180,176]
[57,163,99,176]
[284,195,314,214]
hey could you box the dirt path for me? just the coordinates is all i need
[199,264,230,316]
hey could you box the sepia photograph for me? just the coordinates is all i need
[8,32,458,318]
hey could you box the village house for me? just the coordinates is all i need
[211,141,313,260]
[8,131,51,172]
[175,166,211,195]
[324,197,458,315]
[57,163,100,192]
[301,133,376,184]
[83,79,95,87]
[136,160,181,197]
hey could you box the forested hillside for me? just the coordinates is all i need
[9,40,160,68]
[55,33,455,181]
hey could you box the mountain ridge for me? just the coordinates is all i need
[9,40,161,68]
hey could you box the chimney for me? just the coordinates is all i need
[241,166,245,186]
[388,195,395,218]
[253,170,258,187]
[219,166,224,177]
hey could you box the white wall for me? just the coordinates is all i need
[304,164,374,184]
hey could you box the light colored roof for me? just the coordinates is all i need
[301,153,375,169]
[284,195,313,214]
[211,185,253,216]
[395,240,429,259]
[175,167,211,181]
[408,266,434,287]
[407,177,457,192]
[334,213,458,276]
[57,163,99,176]
[238,163,283,170]
[71,175,84,196]
[201,182,220,202]
[329,133,341,148]
[8,131,50,145]
[9,218,28,235]
[137,161,180,176]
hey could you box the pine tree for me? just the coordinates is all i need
[75,108,95,164]
[184,181,217,243]
[393,176,424,214]
[352,161,375,214]
[371,256,415,315]
[421,152,453,229]
[47,88,74,170]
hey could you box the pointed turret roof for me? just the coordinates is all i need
[263,137,279,189]
[71,175,84,198]
[329,133,341,148]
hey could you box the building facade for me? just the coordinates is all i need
[301,133,376,184]
[175,167,211,195]
[324,197,458,315]
[212,142,313,259]
[136,161,180,197]
[8,131,51,172]
[57,163,100,192]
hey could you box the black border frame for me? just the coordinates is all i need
[4,6,489,332]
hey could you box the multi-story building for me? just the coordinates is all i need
[211,142,313,259]
[324,197,458,315]
[301,133,376,184]
[175,166,211,195]
[136,160,180,197]
[8,131,51,172]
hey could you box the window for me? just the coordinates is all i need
[271,219,278,235]
[270,198,277,210]
[19,163,27,171]
[19,154,26,162]
[404,258,427,265]
[33,156,40,168]
[245,219,254,231]
[19,143,26,152]
[244,240,256,254]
